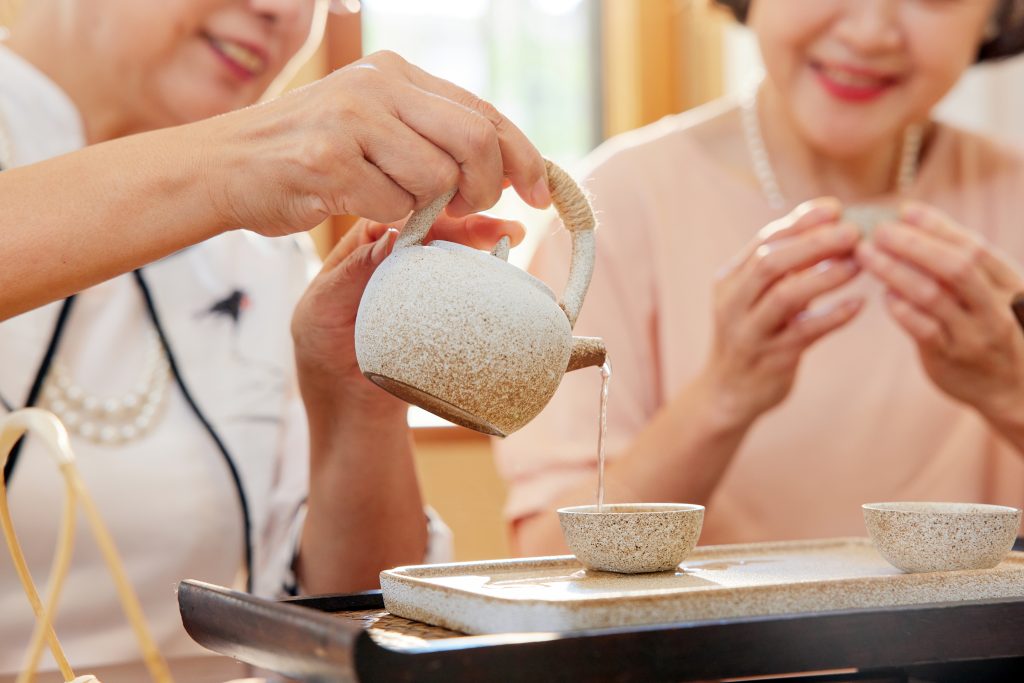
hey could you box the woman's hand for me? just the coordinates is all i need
[856,202,1024,427]
[700,198,863,429]
[291,212,526,419]
[206,50,549,236]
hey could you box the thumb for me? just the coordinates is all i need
[322,228,398,314]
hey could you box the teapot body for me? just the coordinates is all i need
[355,241,572,436]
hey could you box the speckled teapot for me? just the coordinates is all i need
[355,160,606,437]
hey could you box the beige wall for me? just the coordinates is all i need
[414,431,510,561]
[0,0,20,28]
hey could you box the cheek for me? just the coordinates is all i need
[902,37,979,119]
[751,1,836,86]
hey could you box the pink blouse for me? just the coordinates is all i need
[494,108,1024,544]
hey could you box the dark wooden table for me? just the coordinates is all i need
[178,561,1024,681]
[180,539,1024,682]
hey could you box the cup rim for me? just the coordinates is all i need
[557,503,704,515]
[863,501,1021,516]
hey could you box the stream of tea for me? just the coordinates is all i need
[597,359,612,512]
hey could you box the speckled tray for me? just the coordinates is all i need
[380,537,1024,634]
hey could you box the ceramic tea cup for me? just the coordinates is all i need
[558,503,704,574]
[863,502,1021,573]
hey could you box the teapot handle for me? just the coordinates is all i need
[394,159,596,328]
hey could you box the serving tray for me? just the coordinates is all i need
[380,537,1024,634]
[178,536,1024,682]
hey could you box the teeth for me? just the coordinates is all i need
[212,37,265,74]
[821,66,886,88]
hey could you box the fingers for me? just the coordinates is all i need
[873,219,993,312]
[393,85,505,214]
[723,199,842,279]
[901,201,1023,291]
[772,297,864,350]
[757,197,843,244]
[361,114,462,211]
[323,220,395,271]
[321,229,398,306]
[746,258,861,336]
[323,214,523,273]
[857,240,967,336]
[394,56,549,213]
[337,155,417,224]
[730,221,860,315]
[885,291,946,349]
[425,213,526,250]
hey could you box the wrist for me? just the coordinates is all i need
[183,111,264,232]
[300,371,408,429]
[690,370,759,437]
[979,385,1024,442]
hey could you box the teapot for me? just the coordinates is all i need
[355,159,606,437]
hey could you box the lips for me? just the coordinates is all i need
[204,33,268,79]
[811,60,901,103]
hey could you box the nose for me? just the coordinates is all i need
[834,0,903,54]
[246,0,306,24]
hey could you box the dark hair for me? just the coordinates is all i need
[714,0,1024,62]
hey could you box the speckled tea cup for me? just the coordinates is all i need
[558,503,704,574]
[863,502,1021,573]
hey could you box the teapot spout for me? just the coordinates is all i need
[566,336,607,373]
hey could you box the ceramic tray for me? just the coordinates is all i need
[381,537,1024,634]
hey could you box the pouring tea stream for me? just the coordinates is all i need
[355,160,606,437]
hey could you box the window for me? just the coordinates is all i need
[362,0,603,266]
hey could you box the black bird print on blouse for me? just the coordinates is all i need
[205,289,249,324]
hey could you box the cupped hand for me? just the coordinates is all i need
[700,198,864,429]
[291,212,526,416]
[211,50,549,236]
[856,201,1024,424]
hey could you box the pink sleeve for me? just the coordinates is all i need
[493,146,662,522]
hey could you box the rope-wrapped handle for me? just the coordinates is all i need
[393,158,597,328]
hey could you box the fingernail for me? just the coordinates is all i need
[370,228,398,265]
[530,177,551,208]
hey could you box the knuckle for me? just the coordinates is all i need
[421,161,459,198]
[947,256,975,283]
[769,278,801,313]
[473,97,503,125]
[920,324,942,345]
[463,113,498,155]
[754,251,784,281]
[965,242,985,268]
[918,282,944,308]
[367,49,404,68]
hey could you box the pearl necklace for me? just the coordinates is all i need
[740,86,924,210]
[41,327,171,446]
[1,86,171,446]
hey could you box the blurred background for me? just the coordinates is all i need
[2,0,1023,561]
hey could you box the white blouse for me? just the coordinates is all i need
[0,44,449,682]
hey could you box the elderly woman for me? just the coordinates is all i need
[0,0,545,680]
[497,0,1024,555]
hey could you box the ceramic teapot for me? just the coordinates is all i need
[355,159,606,437]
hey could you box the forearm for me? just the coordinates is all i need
[983,403,1024,458]
[514,374,755,556]
[0,122,235,319]
[297,398,429,594]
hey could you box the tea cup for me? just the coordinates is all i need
[558,503,704,574]
[863,501,1021,573]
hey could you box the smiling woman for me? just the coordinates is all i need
[496,0,1024,558]
[0,0,547,680]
